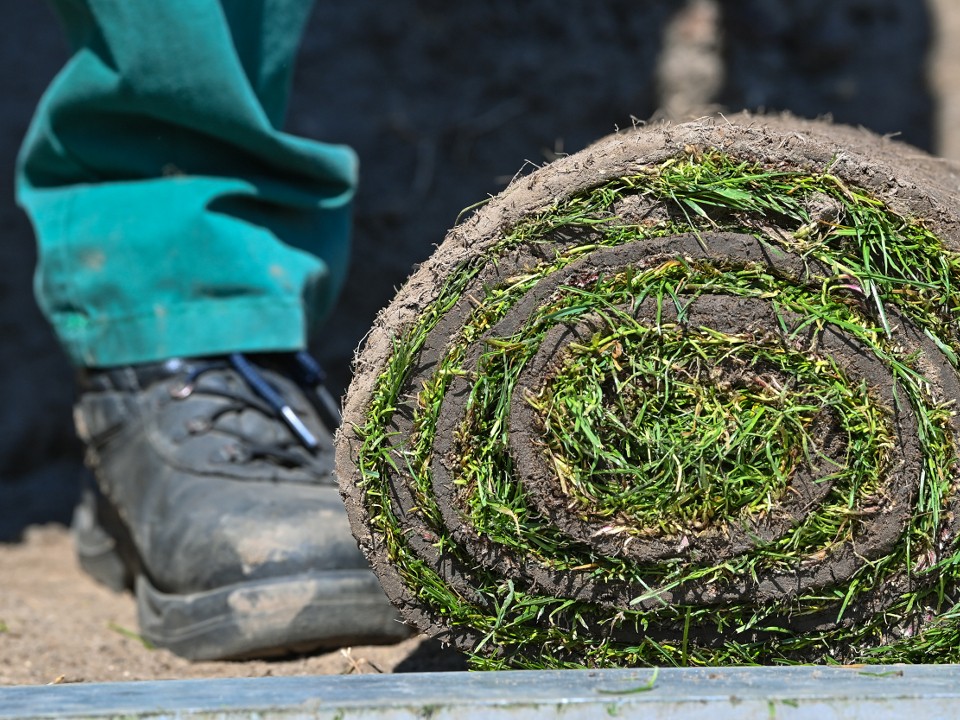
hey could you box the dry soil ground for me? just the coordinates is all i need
[4,0,960,686]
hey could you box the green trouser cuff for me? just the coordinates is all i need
[17,0,352,367]
[60,298,309,368]
[24,174,350,367]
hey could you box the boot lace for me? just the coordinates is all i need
[168,352,339,465]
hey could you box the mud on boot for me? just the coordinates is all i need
[72,353,409,660]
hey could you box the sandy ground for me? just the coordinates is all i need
[932,0,960,159]
[4,0,960,687]
[0,526,467,685]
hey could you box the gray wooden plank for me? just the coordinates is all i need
[1,665,958,719]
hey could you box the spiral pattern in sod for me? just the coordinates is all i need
[337,116,960,668]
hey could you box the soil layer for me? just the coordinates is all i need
[338,114,960,667]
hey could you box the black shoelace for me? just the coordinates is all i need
[171,352,339,455]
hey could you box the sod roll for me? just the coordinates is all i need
[336,114,960,668]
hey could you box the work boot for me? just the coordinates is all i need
[71,352,409,660]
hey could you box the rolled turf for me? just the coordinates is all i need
[336,114,960,668]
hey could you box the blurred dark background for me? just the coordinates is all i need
[0,0,941,539]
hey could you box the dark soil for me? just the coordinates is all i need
[0,0,939,541]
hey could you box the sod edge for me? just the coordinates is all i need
[347,149,960,668]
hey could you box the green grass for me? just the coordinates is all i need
[107,622,155,650]
[352,150,960,668]
[531,321,858,532]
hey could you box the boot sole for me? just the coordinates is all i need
[73,480,410,660]
[136,569,408,660]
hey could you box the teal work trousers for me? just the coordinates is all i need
[17,0,355,367]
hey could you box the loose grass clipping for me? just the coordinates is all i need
[336,114,960,668]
